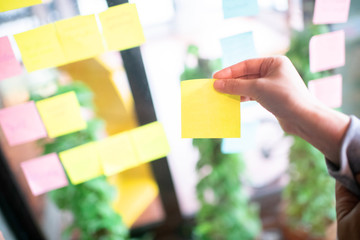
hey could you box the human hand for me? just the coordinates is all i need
[213,56,350,165]
[336,181,360,240]
[0,231,4,240]
[213,56,314,135]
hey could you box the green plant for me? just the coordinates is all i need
[283,136,336,236]
[181,45,261,240]
[193,139,261,240]
[31,81,130,240]
[283,24,336,237]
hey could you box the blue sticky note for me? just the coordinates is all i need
[220,32,258,68]
[221,121,259,154]
[222,0,259,19]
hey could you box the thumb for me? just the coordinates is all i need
[213,78,257,97]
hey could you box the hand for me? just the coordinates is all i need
[0,231,4,240]
[213,56,315,134]
[336,181,360,240]
[213,56,350,165]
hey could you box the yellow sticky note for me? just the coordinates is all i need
[59,142,103,184]
[97,132,139,176]
[0,0,42,12]
[99,3,145,51]
[14,24,66,72]
[181,79,241,138]
[55,15,105,63]
[129,122,170,164]
[36,92,87,138]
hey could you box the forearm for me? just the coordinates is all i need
[290,103,350,167]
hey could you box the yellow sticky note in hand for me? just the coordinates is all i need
[55,15,105,63]
[129,122,170,164]
[59,142,103,184]
[99,3,145,51]
[0,0,42,12]
[14,24,66,72]
[181,79,241,138]
[36,92,87,138]
[97,132,139,176]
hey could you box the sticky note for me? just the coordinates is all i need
[222,121,259,153]
[129,122,170,163]
[21,153,68,196]
[99,3,145,51]
[55,15,105,63]
[222,0,259,19]
[59,142,103,184]
[313,0,350,25]
[36,92,86,138]
[308,74,342,109]
[97,132,139,176]
[0,0,42,12]
[181,79,241,138]
[309,30,345,73]
[220,32,258,68]
[0,101,47,146]
[14,24,66,72]
[0,36,22,80]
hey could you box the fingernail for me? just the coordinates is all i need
[213,80,225,90]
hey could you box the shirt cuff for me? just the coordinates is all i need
[326,115,360,198]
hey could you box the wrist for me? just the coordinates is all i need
[291,102,350,166]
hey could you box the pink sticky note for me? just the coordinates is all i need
[313,0,351,25]
[0,101,47,146]
[309,31,345,73]
[308,74,342,108]
[21,153,69,196]
[0,36,22,81]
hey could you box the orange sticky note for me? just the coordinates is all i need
[14,24,66,72]
[181,79,241,138]
[97,132,139,176]
[309,30,345,73]
[0,0,42,12]
[55,15,105,63]
[59,142,103,185]
[36,92,87,138]
[308,74,342,109]
[98,3,145,51]
[129,122,170,163]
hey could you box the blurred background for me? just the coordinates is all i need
[0,0,359,239]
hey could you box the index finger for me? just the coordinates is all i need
[213,58,270,79]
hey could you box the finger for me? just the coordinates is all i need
[213,78,257,97]
[213,58,272,79]
[335,182,360,221]
[336,182,360,240]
